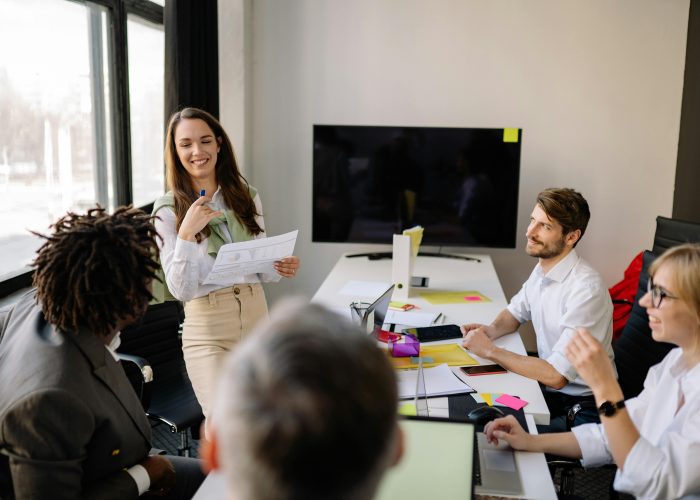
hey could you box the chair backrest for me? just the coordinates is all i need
[615,216,700,400]
[118,301,186,389]
[652,215,700,255]
[613,251,673,400]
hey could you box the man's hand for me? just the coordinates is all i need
[484,415,533,450]
[462,328,496,358]
[141,455,176,496]
[461,323,491,338]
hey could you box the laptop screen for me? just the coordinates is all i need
[375,417,475,500]
[371,284,394,331]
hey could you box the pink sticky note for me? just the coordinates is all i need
[464,295,483,302]
[495,394,528,411]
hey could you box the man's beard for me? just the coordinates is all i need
[526,236,567,259]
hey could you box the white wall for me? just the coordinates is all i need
[220,0,689,344]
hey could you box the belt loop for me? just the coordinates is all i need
[208,291,217,307]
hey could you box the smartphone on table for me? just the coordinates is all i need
[460,364,507,376]
[402,324,462,342]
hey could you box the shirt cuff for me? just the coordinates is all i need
[126,464,151,496]
[572,422,613,467]
[506,302,527,323]
[174,235,200,258]
[546,350,577,382]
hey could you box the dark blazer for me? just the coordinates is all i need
[0,291,152,499]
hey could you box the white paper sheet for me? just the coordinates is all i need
[385,310,439,327]
[397,363,474,399]
[338,280,392,297]
[202,230,298,286]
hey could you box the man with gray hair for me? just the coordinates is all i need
[201,300,402,500]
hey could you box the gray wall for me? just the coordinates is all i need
[219,0,689,346]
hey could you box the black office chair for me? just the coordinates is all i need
[117,301,204,457]
[549,215,700,497]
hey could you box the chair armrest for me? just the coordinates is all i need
[117,353,154,383]
[612,298,633,305]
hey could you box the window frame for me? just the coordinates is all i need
[0,0,164,299]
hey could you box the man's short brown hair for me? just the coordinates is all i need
[536,188,590,246]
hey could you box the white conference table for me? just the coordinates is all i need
[193,253,557,500]
[311,252,557,499]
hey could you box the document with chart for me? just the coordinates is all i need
[203,230,298,285]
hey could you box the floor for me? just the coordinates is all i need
[152,424,633,500]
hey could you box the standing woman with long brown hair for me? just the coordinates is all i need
[153,107,300,419]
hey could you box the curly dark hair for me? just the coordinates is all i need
[31,205,160,338]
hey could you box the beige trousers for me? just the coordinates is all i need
[182,283,268,419]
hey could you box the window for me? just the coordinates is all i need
[128,14,165,207]
[0,0,164,290]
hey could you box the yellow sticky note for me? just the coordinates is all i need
[418,290,491,305]
[482,393,493,406]
[503,128,519,143]
[399,403,417,416]
[402,225,424,257]
[388,344,478,369]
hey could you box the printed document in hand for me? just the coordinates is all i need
[397,363,475,399]
[203,230,298,286]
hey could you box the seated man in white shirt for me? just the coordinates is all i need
[201,300,403,500]
[462,187,614,432]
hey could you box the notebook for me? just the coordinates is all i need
[375,416,523,499]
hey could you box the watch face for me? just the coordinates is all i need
[598,400,625,417]
[599,401,615,417]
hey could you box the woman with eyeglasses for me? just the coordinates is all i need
[484,243,700,499]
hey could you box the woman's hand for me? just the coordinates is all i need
[565,328,619,397]
[178,196,223,242]
[484,415,533,450]
[274,256,300,278]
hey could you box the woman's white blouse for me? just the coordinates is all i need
[572,347,700,499]
[153,188,277,302]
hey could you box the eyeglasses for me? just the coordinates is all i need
[647,277,678,308]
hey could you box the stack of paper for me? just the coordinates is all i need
[384,309,438,327]
[397,363,475,399]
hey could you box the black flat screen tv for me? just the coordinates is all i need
[312,125,522,248]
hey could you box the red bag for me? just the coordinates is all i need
[608,252,643,340]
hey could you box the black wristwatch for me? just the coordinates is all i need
[597,399,626,417]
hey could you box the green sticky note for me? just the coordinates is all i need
[503,128,519,143]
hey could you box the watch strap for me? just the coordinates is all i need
[598,399,626,417]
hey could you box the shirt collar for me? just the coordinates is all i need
[668,350,700,388]
[104,331,122,362]
[535,248,580,283]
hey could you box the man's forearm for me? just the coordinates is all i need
[486,347,568,389]
[488,309,521,339]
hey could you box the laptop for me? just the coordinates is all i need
[380,364,523,500]
[350,284,395,334]
[375,415,523,499]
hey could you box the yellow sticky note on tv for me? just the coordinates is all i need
[503,128,519,143]
[398,403,417,416]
